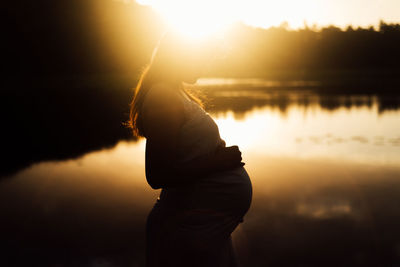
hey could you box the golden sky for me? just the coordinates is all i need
[136,0,400,35]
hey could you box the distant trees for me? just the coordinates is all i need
[213,21,400,77]
[3,1,400,77]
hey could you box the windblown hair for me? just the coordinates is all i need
[127,33,204,138]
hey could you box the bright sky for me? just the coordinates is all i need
[135,0,400,36]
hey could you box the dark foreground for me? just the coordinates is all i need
[1,76,400,266]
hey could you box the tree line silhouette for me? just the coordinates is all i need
[3,1,400,78]
[214,21,400,78]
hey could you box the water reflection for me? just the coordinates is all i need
[196,78,321,87]
[296,201,352,219]
[214,102,400,165]
[2,85,400,266]
[0,141,157,266]
[203,88,400,116]
[2,143,400,265]
[244,155,400,266]
[2,80,400,177]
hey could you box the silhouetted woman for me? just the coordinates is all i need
[128,33,252,267]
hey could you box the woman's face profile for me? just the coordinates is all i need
[156,33,216,84]
[181,55,206,84]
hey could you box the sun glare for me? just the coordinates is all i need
[136,0,400,34]
[136,0,237,39]
[135,0,319,37]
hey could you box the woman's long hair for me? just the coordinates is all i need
[127,33,208,138]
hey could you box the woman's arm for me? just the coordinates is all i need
[142,85,243,189]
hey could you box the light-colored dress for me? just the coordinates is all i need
[144,85,253,267]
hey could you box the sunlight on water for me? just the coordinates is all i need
[296,201,352,219]
[3,95,399,208]
[214,102,400,165]
[0,140,156,220]
[2,91,400,266]
[196,78,321,87]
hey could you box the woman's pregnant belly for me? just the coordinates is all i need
[158,167,252,217]
[192,166,253,216]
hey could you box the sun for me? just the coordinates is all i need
[136,0,238,39]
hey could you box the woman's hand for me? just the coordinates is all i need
[212,141,245,172]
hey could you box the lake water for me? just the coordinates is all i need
[1,80,400,266]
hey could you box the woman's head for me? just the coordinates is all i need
[127,32,218,137]
[149,32,217,84]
